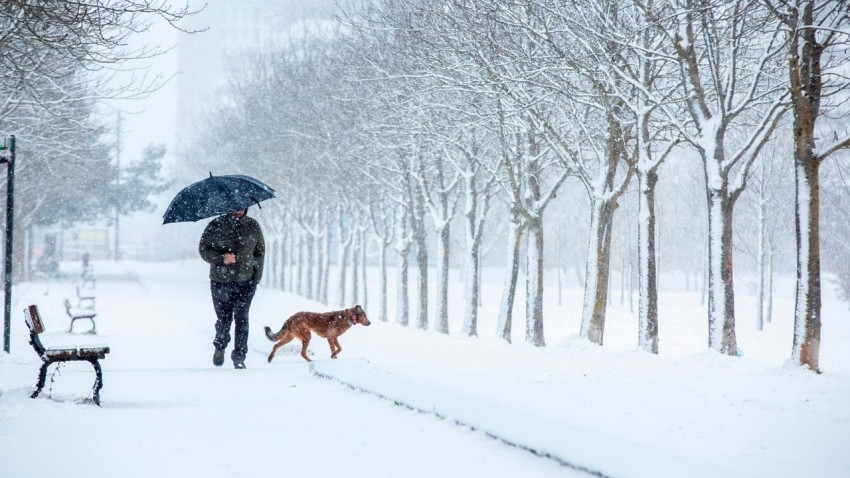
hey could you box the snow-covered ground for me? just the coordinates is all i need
[1,259,848,478]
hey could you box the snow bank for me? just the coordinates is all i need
[310,359,744,478]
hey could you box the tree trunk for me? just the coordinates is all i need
[756,200,767,331]
[580,197,617,346]
[314,231,323,301]
[792,149,821,370]
[766,245,774,324]
[407,180,429,330]
[462,234,481,337]
[322,229,332,304]
[462,183,482,337]
[395,211,411,327]
[305,233,314,300]
[284,235,289,291]
[296,232,305,297]
[415,243,428,330]
[360,229,368,310]
[434,224,450,334]
[283,231,295,293]
[351,232,359,306]
[637,169,659,353]
[573,253,584,288]
[379,238,388,322]
[496,213,523,343]
[629,252,635,314]
[706,188,737,355]
[411,208,429,330]
[789,2,823,371]
[619,248,625,306]
[396,243,410,326]
[525,218,545,346]
[701,240,707,306]
[557,232,563,307]
[336,224,350,308]
[316,231,326,303]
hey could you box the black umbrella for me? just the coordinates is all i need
[162,173,276,224]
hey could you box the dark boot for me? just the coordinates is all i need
[213,348,225,367]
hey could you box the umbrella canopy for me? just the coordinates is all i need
[163,174,275,224]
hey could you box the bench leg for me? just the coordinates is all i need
[31,361,50,399]
[88,358,104,406]
[68,318,97,335]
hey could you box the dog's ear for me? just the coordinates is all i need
[355,304,363,313]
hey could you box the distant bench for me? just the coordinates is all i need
[65,298,97,334]
[75,285,95,309]
[25,305,110,406]
[81,267,96,289]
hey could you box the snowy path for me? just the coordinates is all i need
[2,260,850,478]
[0,262,574,478]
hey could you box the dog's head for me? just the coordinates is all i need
[353,305,371,326]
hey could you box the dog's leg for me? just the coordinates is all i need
[268,342,282,362]
[267,333,295,363]
[330,338,342,359]
[300,337,312,362]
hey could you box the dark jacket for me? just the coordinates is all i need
[199,213,265,284]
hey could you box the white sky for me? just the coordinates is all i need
[105,11,182,172]
[101,11,193,255]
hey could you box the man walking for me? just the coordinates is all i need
[199,208,265,369]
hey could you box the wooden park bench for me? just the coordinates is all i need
[25,305,110,406]
[75,285,96,309]
[81,275,96,289]
[64,298,98,334]
[81,267,96,289]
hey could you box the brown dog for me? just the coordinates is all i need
[265,305,371,362]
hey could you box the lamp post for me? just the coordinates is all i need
[1,135,15,353]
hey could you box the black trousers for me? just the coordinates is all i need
[211,280,257,363]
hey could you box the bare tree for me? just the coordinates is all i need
[438,1,571,346]
[335,206,355,307]
[368,196,397,322]
[394,194,414,327]
[1,1,192,124]
[735,136,793,331]
[498,0,636,347]
[577,0,681,353]
[639,0,789,355]
[442,127,497,337]
[0,2,192,281]
[762,0,850,371]
[411,132,460,334]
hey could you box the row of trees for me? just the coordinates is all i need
[189,0,850,372]
[0,1,190,278]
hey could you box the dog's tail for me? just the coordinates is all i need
[264,323,288,341]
